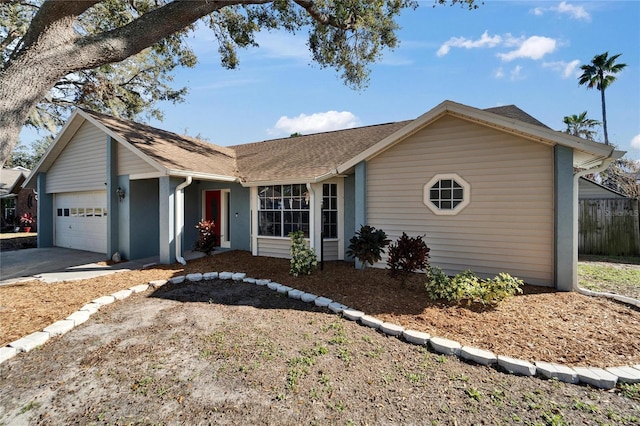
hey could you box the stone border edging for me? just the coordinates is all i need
[2,272,639,390]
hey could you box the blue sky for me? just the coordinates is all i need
[22,1,640,160]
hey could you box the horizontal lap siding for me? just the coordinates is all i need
[47,121,107,193]
[118,144,157,176]
[367,115,554,286]
[322,240,339,261]
[257,238,291,259]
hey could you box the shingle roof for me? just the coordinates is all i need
[231,121,410,182]
[483,105,551,129]
[82,109,238,177]
[0,168,27,197]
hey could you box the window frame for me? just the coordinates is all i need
[423,173,470,215]
[322,183,338,239]
[258,184,310,237]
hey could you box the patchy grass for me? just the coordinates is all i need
[578,258,640,299]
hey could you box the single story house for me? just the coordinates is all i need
[1,166,37,231]
[24,100,622,290]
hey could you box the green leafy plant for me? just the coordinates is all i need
[425,267,524,307]
[289,230,318,277]
[346,225,390,267]
[387,233,430,282]
[194,219,217,255]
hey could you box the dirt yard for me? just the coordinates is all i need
[1,250,639,424]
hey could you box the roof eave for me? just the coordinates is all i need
[168,170,238,182]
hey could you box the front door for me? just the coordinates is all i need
[205,190,221,246]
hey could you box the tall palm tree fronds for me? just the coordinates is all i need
[578,52,627,145]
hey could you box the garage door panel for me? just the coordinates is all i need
[55,191,107,254]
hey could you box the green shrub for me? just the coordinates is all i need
[289,231,318,277]
[346,225,390,267]
[425,267,524,306]
[387,233,430,282]
[194,220,217,255]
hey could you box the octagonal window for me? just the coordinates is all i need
[423,174,470,215]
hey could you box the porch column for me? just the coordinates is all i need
[106,136,119,259]
[36,173,53,248]
[554,145,574,291]
[158,176,176,264]
[354,161,367,269]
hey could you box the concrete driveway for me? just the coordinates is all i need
[0,247,158,285]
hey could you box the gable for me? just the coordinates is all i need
[46,120,107,193]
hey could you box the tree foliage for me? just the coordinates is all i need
[562,111,600,141]
[0,0,478,165]
[4,135,52,170]
[578,52,627,145]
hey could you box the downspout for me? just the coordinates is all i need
[175,176,193,265]
[572,158,614,290]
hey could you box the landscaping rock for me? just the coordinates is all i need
[328,302,348,314]
[460,346,497,366]
[573,366,618,389]
[429,337,462,356]
[129,284,149,293]
[149,279,168,288]
[300,293,318,303]
[232,273,246,281]
[170,275,186,284]
[605,366,640,384]
[79,303,101,314]
[288,289,304,300]
[314,297,332,307]
[66,310,92,326]
[203,272,219,280]
[111,289,133,300]
[497,355,536,376]
[186,273,203,282]
[534,361,579,384]
[342,309,365,321]
[380,322,404,337]
[92,295,116,305]
[43,320,75,336]
[0,346,18,364]
[219,272,233,280]
[360,315,383,329]
[255,279,270,286]
[10,332,50,352]
[402,329,430,345]
[277,285,293,294]
[267,282,282,290]
[243,278,256,284]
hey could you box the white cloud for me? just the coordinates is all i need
[631,134,640,149]
[510,65,524,81]
[494,67,505,79]
[437,30,502,57]
[542,59,581,78]
[498,36,557,61]
[268,111,361,136]
[530,2,591,21]
[554,1,591,21]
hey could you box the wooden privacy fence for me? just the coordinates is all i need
[579,198,640,256]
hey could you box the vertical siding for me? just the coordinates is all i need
[47,121,107,193]
[117,143,157,176]
[367,115,554,286]
[257,237,292,259]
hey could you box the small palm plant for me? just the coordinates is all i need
[346,225,390,268]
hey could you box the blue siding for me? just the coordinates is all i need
[554,145,574,291]
[343,173,355,261]
[129,178,160,259]
[36,173,54,248]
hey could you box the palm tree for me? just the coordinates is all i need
[578,52,627,145]
[562,111,601,141]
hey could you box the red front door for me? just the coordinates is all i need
[205,190,221,246]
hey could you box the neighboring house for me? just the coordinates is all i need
[1,166,37,231]
[24,100,622,290]
[578,177,627,200]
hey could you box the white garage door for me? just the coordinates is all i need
[55,191,107,253]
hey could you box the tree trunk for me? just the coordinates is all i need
[601,86,608,145]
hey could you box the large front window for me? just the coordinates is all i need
[258,184,310,237]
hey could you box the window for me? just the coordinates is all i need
[258,184,310,237]
[424,174,470,215]
[322,183,338,238]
